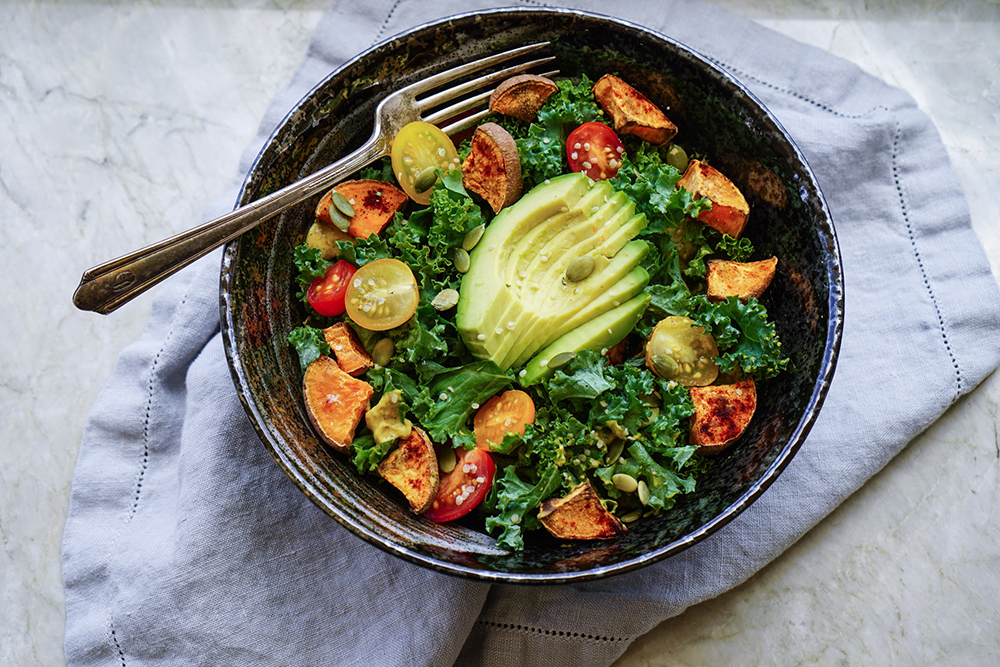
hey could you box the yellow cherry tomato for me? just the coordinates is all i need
[390,121,460,205]
[345,258,420,331]
[645,316,720,386]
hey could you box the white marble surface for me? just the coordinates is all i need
[1,1,998,665]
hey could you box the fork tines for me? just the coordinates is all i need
[409,42,558,136]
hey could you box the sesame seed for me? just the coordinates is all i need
[477,333,486,341]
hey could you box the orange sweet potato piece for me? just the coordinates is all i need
[688,378,756,454]
[677,160,750,238]
[489,74,558,122]
[538,481,626,540]
[461,122,522,213]
[706,257,778,302]
[322,322,374,377]
[317,180,407,240]
[377,427,439,513]
[302,355,374,453]
[593,74,678,146]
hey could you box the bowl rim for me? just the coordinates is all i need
[220,5,845,584]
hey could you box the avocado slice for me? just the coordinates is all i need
[519,292,652,386]
[456,172,649,370]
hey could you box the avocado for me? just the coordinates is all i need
[456,172,650,370]
[519,292,652,386]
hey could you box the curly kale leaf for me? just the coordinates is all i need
[694,296,788,379]
[595,442,698,512]
[484,465,562,551]
[287,325,331,373]
[411,360,511,446]
[350,432,395,475]
[511,76,604,189]
[292,244,333,304]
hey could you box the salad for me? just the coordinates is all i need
[288,71,787,551]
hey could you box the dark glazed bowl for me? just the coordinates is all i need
[220,8,843,583]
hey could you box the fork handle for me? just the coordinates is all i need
[73,134,389,314]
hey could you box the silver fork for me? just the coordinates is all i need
[73,42,554,315]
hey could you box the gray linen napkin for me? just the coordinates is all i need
[63,0,1000,665]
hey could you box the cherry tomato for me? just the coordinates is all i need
[474,390,535,451]
[390,121,460,205]
[645,316,720,386]
[344,258,419,331]
[423,447,496,523]
[566,122,625,181]
[306,260,356,317]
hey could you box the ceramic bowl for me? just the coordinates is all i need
[220,7,843,583]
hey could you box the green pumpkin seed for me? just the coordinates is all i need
[371,337,395,367]
[547,351,576,370]
[666,143,689,171]
[462,224,486,252]
[637,480,650,506]
[431,288,460,311]
[649,353,680,378]
[438,446,457,474]
[328,204,352,233]
[620,510,642,523]
[330,190,355,218]
[612,473,639,493]
[565,255,595,282]
[414,167,438,193]
[605,439,625,465]
[454,247,471,274]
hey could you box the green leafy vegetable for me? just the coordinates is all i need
[288,326,330,372]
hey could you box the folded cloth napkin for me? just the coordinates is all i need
[63,0,1000,665]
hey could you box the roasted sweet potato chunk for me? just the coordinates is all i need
[538,481,626,540]
[489,73,558,122]
[302,355,374,453]
[677,160,750,238]
[318,180,407,240]
[322,322,373,377]
[461,122,522,213]
[593,74,677,146]
[377,427,439,513]
[706,257,777,302]
[689,378,756,454]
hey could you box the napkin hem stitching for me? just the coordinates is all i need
[892,120,962,399]
[474,620,629,644]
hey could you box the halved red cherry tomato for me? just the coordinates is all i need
[306,260,357,317]
[474,390,535,451]
[566,122,625,181]
[423,447,496,523]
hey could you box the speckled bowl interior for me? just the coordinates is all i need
[220,8,843,583]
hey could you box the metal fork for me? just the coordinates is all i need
[73,42,554,315]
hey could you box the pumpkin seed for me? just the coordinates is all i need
[330,190,355,218]
[565,255,595,282]
[454,247,471,273]
[620,510,642,523]
[649,353,680,378]
[462,224,486,252]
[371,337,395,367]
[431,288,460,311]
[666,143,689,171]
[414,167,438,193]
[605,439,625,465]
[547,351,576,369]
[637,480,650,506]
[328,204,352,233]
[612,473,639,493]
[438,446,457,474]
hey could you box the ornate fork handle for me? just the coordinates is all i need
[73,134,388,315]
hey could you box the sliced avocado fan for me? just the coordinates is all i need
[456,172,650,376]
